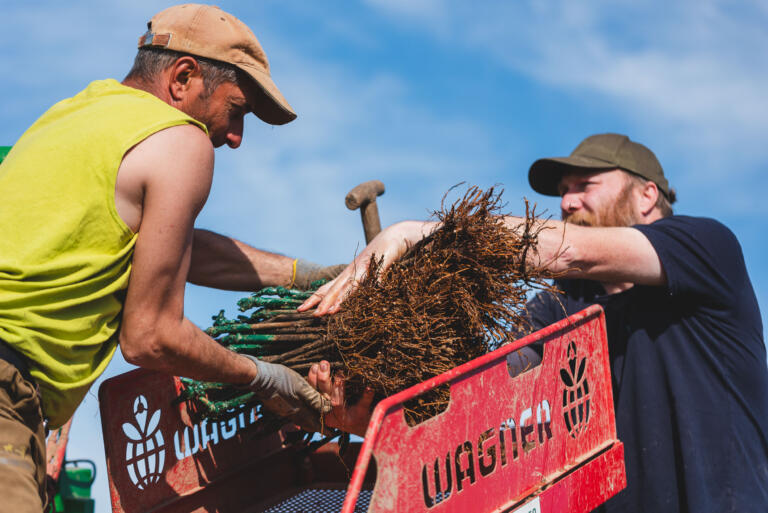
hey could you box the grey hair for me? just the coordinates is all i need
[125,47,241,97]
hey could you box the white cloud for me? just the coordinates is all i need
[363,0,768,180]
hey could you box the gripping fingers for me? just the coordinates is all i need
[314,274,354,315]
[323,278,360,315]
[313,361,334,396]
[298,267,358,315]
[307,363,319,388]
[298,281,332,311]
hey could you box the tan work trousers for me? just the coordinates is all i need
[0,359,47,512]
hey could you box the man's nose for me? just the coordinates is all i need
[561,191,581,213]
[226,119,244,149]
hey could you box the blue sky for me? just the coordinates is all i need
[2,1,767,509]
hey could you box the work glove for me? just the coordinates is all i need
[293,259,347,290]
[243,355,332,432]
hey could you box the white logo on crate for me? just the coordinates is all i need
[171,404,258,459]
[122,395,165,490]
[560,341,591,438]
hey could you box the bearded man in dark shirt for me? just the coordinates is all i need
[520,133,768,512]
[304,133,768,512]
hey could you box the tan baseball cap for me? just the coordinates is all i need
[529,133,671,199]
[139,4,297,125]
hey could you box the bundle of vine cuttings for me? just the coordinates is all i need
[174,284,336,422]
[326,186,557,422]
[177,185,557,429]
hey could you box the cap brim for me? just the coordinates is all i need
[237,64,297,126]
[528,155,617,196]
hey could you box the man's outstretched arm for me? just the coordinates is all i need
[187,229,293,291]
[301,216,665,315]
[504,216,665,286]
[188,229,347,291]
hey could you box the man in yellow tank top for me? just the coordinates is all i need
[0,5,344,510]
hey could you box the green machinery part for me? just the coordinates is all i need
[0,146,10,163]
[51,460,96,513]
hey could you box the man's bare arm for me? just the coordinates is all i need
[188,229,293,291]
[302,216,665,314]
[118,125,255,384]
[504,216,666,286]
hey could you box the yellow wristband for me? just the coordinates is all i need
[289,258,298,289]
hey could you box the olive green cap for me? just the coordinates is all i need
[528,133,671,199]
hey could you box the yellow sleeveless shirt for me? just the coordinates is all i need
[0,79,207,427]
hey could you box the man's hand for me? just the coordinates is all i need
[299,220,438,315]
[307,361,374,437]
[244,356,332,432]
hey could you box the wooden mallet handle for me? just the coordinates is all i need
[346,180,386,244]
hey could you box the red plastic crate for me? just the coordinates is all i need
[100,304,625,512]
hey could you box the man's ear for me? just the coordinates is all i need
[168,56,201,101]
[638,180,659,217]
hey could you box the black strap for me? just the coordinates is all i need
[0,339,35,384]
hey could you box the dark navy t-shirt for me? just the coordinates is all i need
[525,215,768,512]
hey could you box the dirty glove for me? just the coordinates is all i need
[244,355,331,432]
[293,259,347,290]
